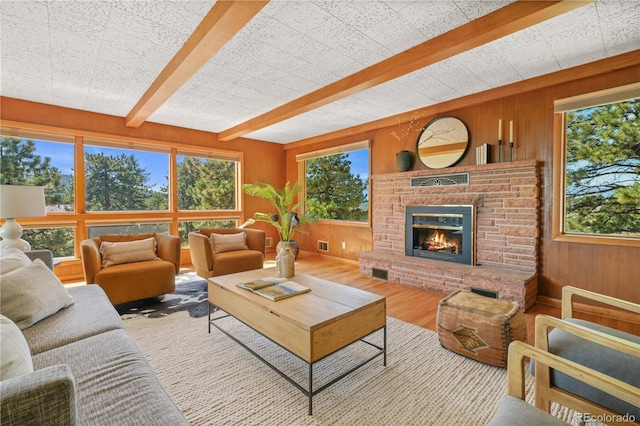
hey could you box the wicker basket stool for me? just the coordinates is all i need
[437,290,527,367]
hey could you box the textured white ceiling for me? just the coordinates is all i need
[1,1,639,144]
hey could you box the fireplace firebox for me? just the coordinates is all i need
[405,205,475,265]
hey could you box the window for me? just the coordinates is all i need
[84,143,169,211]
[553,83,640,246]
[177,154,237,211]
[23,227,75,257]
[87,223,171,239]
[1,133,76,255]
[0,134,75,210]
[297,141,369,223]
[178,220,236,245]
[1,127,246,262]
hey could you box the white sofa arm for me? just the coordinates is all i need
[1,364,77,426]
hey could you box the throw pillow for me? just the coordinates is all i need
[0,247,32,275]
[0,259,74,330]
[210,232,248,254]
[0,314,33,380]
[100,237,158,268]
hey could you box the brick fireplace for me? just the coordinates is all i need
[359,160,539,310]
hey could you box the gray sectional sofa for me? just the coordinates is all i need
[0,251,188,425]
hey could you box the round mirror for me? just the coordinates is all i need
[416,116,469,169]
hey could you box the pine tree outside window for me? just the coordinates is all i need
[297,141,369,223]
[84,143,169,212]
[553,83,640,246]
[1,134,75,256]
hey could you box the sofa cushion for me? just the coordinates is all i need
[210,232,248,253]
[0,248,33,275]
[100,237,159,268]
[33,329,188,425]
[0,315,33,380]
[0,259,74,330]
[22,285,123,356]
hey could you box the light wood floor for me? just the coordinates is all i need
[257,252,639,344]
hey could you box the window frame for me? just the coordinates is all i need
[552,83,640,248]
[0,128,246,258]
[296,140,371,226]
[83,139,172,213]
[176,148,242,213]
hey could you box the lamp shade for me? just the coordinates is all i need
[0,185,46,219]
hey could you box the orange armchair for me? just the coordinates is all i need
[80,233,181,305]
[188,228,265,278]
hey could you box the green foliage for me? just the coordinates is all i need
[87,223,169,239]
[242,181,316,241]
[145,184,169,210]
[85,153,152,211]
[565,99,640,236]
[0,137,69,206]
[305,154,368,221]
[1,137,74,254]
[178,219,235,246]
[23,227,75,257]
[178,156,235,210]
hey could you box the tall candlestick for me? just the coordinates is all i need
[498,119,502,140]
[509,120,514,142]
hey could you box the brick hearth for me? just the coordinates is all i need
[359,160,539,310]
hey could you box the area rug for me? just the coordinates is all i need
[116,272,209,319]
[123,312,580,426]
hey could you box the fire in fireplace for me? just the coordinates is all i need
[405,205,475,265]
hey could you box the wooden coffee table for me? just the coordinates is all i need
[207,269,386,415]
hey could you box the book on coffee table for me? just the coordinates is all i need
[236,277,310,301]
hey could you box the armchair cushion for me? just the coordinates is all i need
[544,318,640,418]
[0,259,74,330]
[488,396,568,426]
[211,250,264,277]
[0,314,33,380]
[99,237,159,268]
[210,232,248,253]
[95,260,176,305]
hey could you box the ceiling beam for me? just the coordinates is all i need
[219,0,593,142]
[125,1,269,128]
[284,49,639,150]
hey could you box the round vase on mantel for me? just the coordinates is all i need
[276,240,300,259]
[275,246,295,278]
[396,150,413,172]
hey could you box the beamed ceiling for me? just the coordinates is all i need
[1,1,639,144]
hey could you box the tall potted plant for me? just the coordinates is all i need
[242,181,316,258]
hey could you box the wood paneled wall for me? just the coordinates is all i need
[286,57,640,305]
[2,54,639,305]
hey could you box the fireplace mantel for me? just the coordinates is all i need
[375,159,538,178]
[360,160,539,309]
